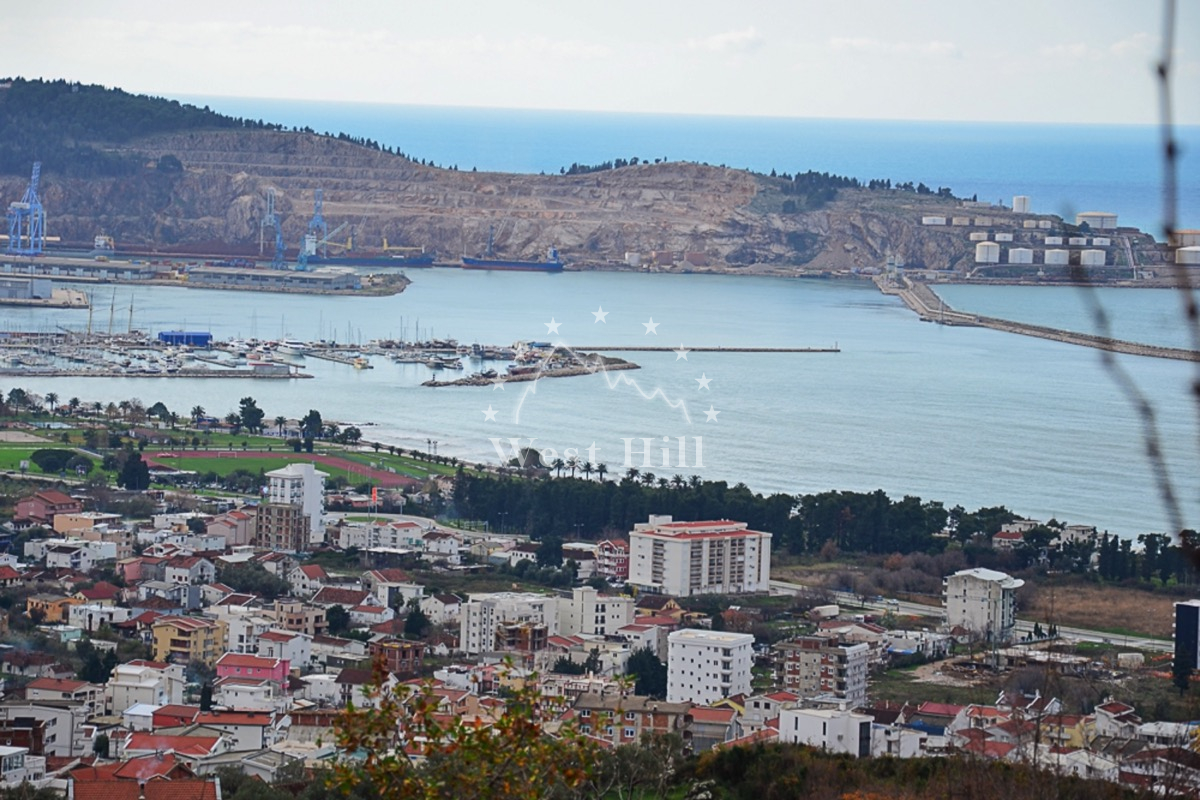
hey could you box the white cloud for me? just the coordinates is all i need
[1038,42,1096,60]
[686,27,763,54]
[1110,31,1155,57]
[828,37,960,58]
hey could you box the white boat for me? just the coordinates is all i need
[276,338,310,357]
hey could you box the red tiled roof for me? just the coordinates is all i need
[27,677,91,693]
[916,702,964,717]
[217,653,283,670]
[311,587,370,606]
[73,780,218,800]
[0,565,20,581]
[690,706,737,723]
[298,564,327,579]
[366,568,411,583]
[153,615,218,631]
[125,732,221,757]
[195,710,274,727]
[258,630,297,642]
[35,489,77,505]
[128,659,172,669]
[764,691,800,703]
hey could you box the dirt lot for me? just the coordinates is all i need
[1022,582,1177,639]
[0,431,46,443]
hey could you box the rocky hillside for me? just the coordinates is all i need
[0,127,1036,270]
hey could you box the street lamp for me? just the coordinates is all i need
[499,511,509,533]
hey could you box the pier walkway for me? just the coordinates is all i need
[876,275,1200,362]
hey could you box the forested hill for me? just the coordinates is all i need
[0,77,278,176]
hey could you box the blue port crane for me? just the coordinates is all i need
[260,188,286,269]
[307,188,329,258]
[6,162,46,256]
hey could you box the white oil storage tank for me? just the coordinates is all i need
[975,241,1001,264]
[922,216,947,226]
[1076,211,1118,229]
[1069,237,1088,246]
[995,232,1014,242]
[1044,249,1069,265]
[1045,236,1063,245]
[1008,248,1034,264]
[1080,249,1106,267]
[1092,237,1111,246]
[969,232,989,241]
[1176,246,1200,265]
[1037,220,1052,229]
[1013,195,1031,214]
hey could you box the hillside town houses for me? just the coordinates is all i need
[0,469,1192,798]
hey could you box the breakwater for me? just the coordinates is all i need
[877,275,1200,362]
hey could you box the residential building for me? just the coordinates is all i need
[775,636,870,707]
[25,677,102,711]
[628,515,772,596]
[422,530,462,564]
[335,519,428,551]
[0,701,90,757]
[53,511,123,535]
[14,490,81,526]
[67,603,132,633]
[666,629,754,705]
[572,692,692,747]
[256,630,312,670]
[255,463,327,551]
[164,556,216,586]
[419,593,463,626]
[1175,600,1200,680]
[207,508,257,546]
[779,706,873,757]
[596,538,630,582]
[943,567,1024,641]
[558,586,635,637]
[25,594,81,624]
[0,745,45,788]
[193,710,284,750]
[266,599,327,638]
[361,569,424,607]
[215,653,290,690]
[289,564,328,597]
[105,660,185,713]
[151,616,228,665]
[459,592,559,655]
[369,637,424,675]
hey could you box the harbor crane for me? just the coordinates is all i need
[306,188,329,258]
[259,188,286,269]
[6,161,46,256]
[296,220,349,271]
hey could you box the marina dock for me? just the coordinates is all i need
[878,274,1200,362]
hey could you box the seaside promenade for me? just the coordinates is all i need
[876,275,1200,362]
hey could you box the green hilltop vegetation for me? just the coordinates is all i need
[0,77,285,177]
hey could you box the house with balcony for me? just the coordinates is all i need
[151,616,227,665]
[215,653,290,690]
[164,556,216,586]
[14,490,82,527]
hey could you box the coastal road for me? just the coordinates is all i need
[769,578,1172,654]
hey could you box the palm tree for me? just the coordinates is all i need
[117,400,131,419]
[672,474,685,490]
[91,400,102,415]
[641,472,656,486]
[657,477,670,490]
[551,457,565,478]
[566,455,579,478]
[68,397,80,415]
[581,461,594,481]
[44,392,58,415]
[596,463,608,482]
[688,474,702,489]
[274,415,287,435]
[625,467,640,483]
[191,405,205,423]
[105,402,118,420]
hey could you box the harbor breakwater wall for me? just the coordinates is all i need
[876,275,1200,362]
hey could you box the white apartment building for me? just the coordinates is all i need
[666,629,754,705]
[259,463,328,549]
[105,660,186,714]
[557,587,635,637]
[628,515,771,597]
[459,592,560,655]
[336,519,430,551]
[779,707,874,757]
[943,567,1024,641]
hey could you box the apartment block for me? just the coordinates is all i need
[629,515,771,597]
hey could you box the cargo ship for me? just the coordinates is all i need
[461,247,564,272]
[461,226,564,272]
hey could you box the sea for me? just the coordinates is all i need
[10,99,1200,538]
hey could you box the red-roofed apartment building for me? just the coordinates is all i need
[628,515,772,596]
[216,653,290,689]
[15,490,82,526]
[596,539,630,581]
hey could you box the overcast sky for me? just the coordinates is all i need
[6,1,1198,124]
